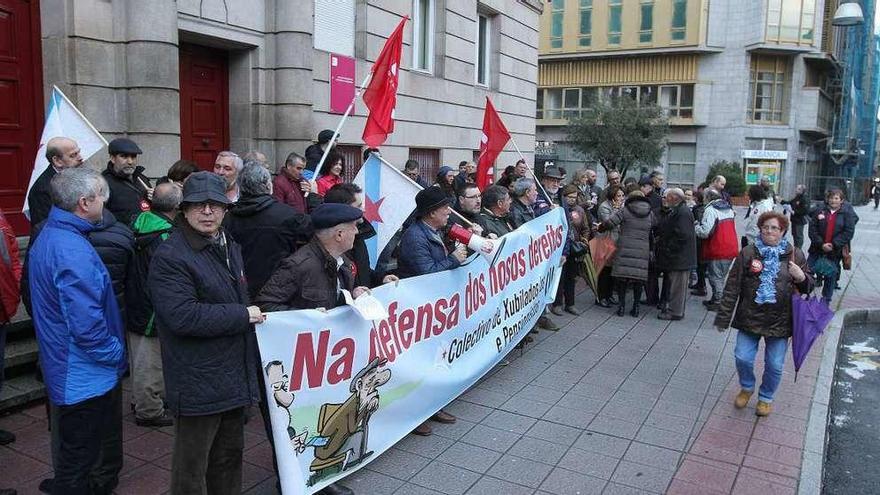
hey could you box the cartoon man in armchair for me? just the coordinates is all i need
[311,357,391,478]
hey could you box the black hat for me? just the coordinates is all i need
[108,138,143,155]
[181,171,232,205]
[311,203,363,230]
[542,166,565,179]
[317,129,335,144]
[638,175,652,187]
[415,186,451,216]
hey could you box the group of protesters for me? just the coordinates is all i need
[0,127,862,495]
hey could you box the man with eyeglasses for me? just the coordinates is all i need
[455,183,483,226]
[148,172,266,494]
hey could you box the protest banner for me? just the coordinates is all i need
[256,209,567,494]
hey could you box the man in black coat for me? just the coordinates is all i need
[148,172,265,494]
[224,164,312,299]
[654,188,696,320]
[305,129,336,174]
[782,184,809,250]
[27,136,84,229]
[102,138,153,226]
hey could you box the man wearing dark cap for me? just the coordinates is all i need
[534,165,565,216]
[256,203,370,311]
[396,187,465,435]
[103,137,153,225]
[147,171,265,495]
[305,129,337,173]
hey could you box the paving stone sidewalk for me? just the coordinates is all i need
[1,205,878,494]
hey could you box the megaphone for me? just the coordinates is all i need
[448,223,506,265]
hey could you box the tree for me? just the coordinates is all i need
[567,96,669,178]
[704,160,746,196]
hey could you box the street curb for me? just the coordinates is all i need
[797,309,880,495]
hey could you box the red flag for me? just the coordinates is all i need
[362,16,408,148]
[475,97,511,190]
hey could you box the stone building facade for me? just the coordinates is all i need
[1,0,542,233]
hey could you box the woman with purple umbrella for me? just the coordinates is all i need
[714,211,814,417]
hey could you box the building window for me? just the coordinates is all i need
[639,0,654,43]
[766,0,816,43]
[579,0,592,47]
[608,0,622,45]
[314,0,355,56]
[666,144,697,190]
[537,84,693,122]
[671,0,687,41]
[748,55,788,123]
[550,0,564,49]
[409,147,440,180]
[413,0,434,71]
[659,84,693,118]
[476,14,490,86]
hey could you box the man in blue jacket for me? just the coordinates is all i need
[28,168,127,495]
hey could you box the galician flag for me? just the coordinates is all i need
[354,153,422,268]
[22,86,107,219]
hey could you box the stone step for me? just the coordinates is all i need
[0,373,46,412]
[3,337,39,370]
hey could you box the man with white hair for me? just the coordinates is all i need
[654,188,696,320]
[213,150,244,202]
[29,168,127,494]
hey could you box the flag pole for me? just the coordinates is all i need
[374,153,476,228]
[311,71,374,189]
[510,137,553,203]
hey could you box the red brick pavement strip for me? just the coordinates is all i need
[0,405,277,495]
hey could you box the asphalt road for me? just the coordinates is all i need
[823,322,880,495]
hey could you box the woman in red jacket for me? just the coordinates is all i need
[316,152,345,196]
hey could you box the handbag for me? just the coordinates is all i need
[842,245,852,271]
[570,240,588,259]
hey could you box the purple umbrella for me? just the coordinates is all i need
[791,293,834,381]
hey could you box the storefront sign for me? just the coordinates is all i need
[741,149,788,160]
[329,54,355,114]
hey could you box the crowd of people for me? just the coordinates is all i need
[0,128,863,495]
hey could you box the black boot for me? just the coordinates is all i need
[630,283,642,317]
[616,281,627,317]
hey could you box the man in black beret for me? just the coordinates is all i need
[256,203,370,312]
[103,137,153,225]
[254,202,369,495]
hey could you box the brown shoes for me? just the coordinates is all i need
[755,401,772,417]
[432,410,457,424]
[412,422,433,436]
[734,389,752,409]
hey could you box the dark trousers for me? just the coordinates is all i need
[171,408,245,495]
[554,256,578,307]
[597,266,614,301]
[791,221,805,251]
[0,324,6,397]
[644,263,660,304]
[615,279,643,308]
[52,384,123,495]
[695,262,707,289]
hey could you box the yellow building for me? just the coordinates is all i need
[535,0,842,196]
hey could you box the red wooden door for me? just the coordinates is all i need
[179,44,229,171]
[0,0,43,234]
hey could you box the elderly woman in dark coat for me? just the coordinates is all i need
[598,190,654,317]
[714,211,813,417]
[807,188,858,305]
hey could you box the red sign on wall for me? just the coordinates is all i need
[329,53,355,114]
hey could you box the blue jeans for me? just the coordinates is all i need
[734,330,789,403]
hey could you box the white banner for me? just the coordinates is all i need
[256,209,567,494]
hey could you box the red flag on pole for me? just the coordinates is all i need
[475,97,511,190]
[362,16,408,148]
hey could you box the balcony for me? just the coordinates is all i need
[797,87,834,136]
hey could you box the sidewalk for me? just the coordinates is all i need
[1,205,878,494]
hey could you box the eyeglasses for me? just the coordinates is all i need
[760,225,782,232]
[191,202,226,213]
[463,195,481,200]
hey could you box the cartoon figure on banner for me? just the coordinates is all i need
[265,361,309,454]
[308,358,392,486]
